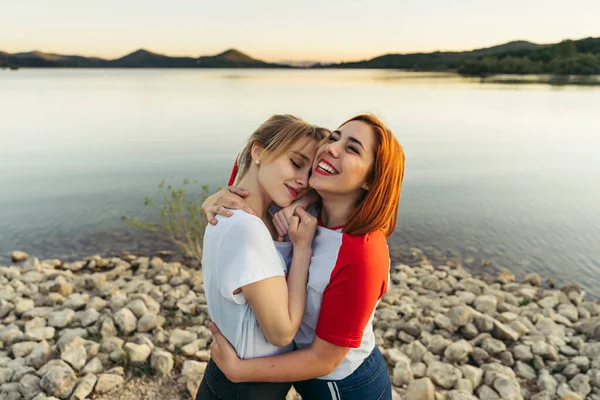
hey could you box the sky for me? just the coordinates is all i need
[1,0,599,63]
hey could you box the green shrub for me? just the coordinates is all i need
[122,179,219,263]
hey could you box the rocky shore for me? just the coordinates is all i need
[1,250,599,400]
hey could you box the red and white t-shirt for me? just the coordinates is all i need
[293,225,390,380]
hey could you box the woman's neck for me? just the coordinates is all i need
[319,192,360,230]
[236,172,272,221]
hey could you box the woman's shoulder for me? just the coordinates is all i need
[339,231,389,267]
[210,210,272,242]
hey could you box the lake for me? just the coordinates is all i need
[1,69,599,296]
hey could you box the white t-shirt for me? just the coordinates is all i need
[202,210,293,359]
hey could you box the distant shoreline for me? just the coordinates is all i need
[3,67,600,86]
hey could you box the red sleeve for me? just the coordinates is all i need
[315,231,390,348]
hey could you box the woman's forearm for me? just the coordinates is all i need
[234,346,334,383]
[284,247,311,341]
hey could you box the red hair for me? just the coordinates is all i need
[342,114,405,238]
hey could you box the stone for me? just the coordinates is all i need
[559,393,583,400]
[124,343,152,364]
[392,357,413,386]
[169,328,197,347]
[12,341,38,358]
[15,298,35,315]
[471,348,490,366]
[474,295,498,314]
[101,337,124,354]
[426,335,451,355]
[11,250,29,262]
[533,341,559,361]
[476,385,501,399]
[71,374,97,400]
[94,374,124,394]
[125,299,149,319]
[25,341,50,369]
[137,314,165,333]
[182,360,207,380]
[63,294,89,310]
[558,304,579,323]
[100,319,118,338]
[406,377,435,400]
[434,313,456,332]
[447,389,478,400]
[150,350,174,377]
[61,337,87,371]
[569,374,591,397]
[26,327,55,341]
[492,320,520,341]
[537,370,558,393]
[427,361,461,390]
[113,308,137,336]
[563,364,580,379]
[0,367,14,384]
[481,338,506,355]
[39,362,78,399]
[513,344,534,361]
[515,361,537,381]
[524,273,542,286]
[447,305,473,327]
[454,379,474,393]
[18,373,42,399]
[444,340,473,364]
[539,296,560,310]
[398,320,422,338]
[48,309,75,329]
[82,357,103,374]
[493,376,523,400]
[76,308,100,327]
[412,362,427,379]
[474,314,495,333]
[461,323,479,340]
[481,363,516,386]
[403,340,429,363]
[458,365,483,389]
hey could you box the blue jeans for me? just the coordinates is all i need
[294,346,392,400]
[196,359,291,400]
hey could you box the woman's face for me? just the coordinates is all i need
[309,120,376,197]
[257,136,319,207]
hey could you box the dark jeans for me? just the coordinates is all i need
[195,358,292,400]
[294,346,392,400]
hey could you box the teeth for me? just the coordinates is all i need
[318,161,337,174]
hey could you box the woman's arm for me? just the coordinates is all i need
[208,322,350,382]
[238,208,317,347]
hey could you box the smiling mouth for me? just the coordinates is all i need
[315,159,339,176]
[285,185,299,198]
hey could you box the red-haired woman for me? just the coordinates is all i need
[202,114,405,400]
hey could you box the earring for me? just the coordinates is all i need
[255,160,260,165]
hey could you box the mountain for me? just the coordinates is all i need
[0,48,285,68]
[323,40,545,70]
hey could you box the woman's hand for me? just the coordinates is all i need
[208,322,243,383]
[202,187,255,225]
[272,205,298,241]
[288,208,317,250]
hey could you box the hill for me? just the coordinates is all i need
[322,37,600,76]
[0,48,285,68]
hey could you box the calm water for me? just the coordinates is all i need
[1,69,600,295]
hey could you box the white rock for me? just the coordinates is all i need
[70,373,97,400]
[150,350,174,377]
[426,361,461,390]
[48,309,75,328]
[124,342,152,364]
[39,361,78,399]
[94,374,124,394]
[406,377,435,400]
[113,308,137,336]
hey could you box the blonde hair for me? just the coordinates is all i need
[235,115,330,182]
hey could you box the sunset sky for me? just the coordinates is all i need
[2,0,599,62]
